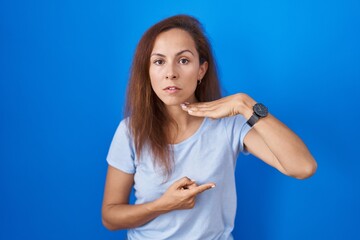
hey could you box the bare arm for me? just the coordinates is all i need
[181,93,317,179]
[101,166,162,230]
[243,113,317,179]
[102,166,215,230]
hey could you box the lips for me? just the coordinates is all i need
[163,85,182,94]
[163,86,181,90]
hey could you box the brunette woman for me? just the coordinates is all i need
[102,14,317,240]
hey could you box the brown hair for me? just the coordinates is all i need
[125,14,221,176]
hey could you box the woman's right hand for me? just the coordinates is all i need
[102,168,216,230]
[154,177,216,211]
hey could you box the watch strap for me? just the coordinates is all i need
[246,114,259,127]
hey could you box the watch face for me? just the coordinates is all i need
[253,103,268,117]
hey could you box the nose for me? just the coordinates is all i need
[165,64,179,80]
[166,74,177,80]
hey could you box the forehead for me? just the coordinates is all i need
[151,28,197,55]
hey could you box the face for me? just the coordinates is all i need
[149,28,208,107]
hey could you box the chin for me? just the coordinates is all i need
[157,93,196,106]
[162,99,183,106]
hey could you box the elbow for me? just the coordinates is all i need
[102,217,129,231]
[102,218,119,231]
[102,207,117,231]
[293,158,318,180]
[102,209,127,231]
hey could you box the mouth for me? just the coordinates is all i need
[163,86,181,94]
[163,86,182,90]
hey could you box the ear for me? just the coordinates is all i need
[198,61,208,80]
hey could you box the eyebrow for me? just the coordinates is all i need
[150,49,194,57]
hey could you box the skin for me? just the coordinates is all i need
[149,28,208,142]
[102,28,317,230]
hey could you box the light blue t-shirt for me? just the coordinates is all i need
[107,115,252,240]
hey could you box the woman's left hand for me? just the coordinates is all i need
[181,93,256,119]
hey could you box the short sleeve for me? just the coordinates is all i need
[224,114,253,156]
[106,119,136,174]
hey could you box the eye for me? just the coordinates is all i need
[153,59,164,65]
[179,58,189,64]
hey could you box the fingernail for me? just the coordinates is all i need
[211,185,216,188]
[188,110,193,114]
[180,104,187,109]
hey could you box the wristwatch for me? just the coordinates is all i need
[246,103,268,127]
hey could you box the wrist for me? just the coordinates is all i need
[246,103,269,127]
[147,198,170,214]
[234,93,256,119]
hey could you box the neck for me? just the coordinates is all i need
[165,104,204,144]
[166,104,194,128]
[165,94,199,128]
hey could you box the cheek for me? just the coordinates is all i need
[149,69,159,88]
[150,78,160,94]
[184,66,200,80]
[149,76,164,100]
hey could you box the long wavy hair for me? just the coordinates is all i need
[125,15,221,177]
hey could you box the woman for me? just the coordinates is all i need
[102,14,317,239]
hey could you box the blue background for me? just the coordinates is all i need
[1,0,359,239]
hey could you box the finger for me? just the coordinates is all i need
[184,95,231,109]
[181,102,226,119]
[180,104,191,112]
[188,106,216,113]
[181,100,218,109]
[186,182,198,190]
[187,109,208,117]
[187,108,222,119]
[183,102,216,110]
[186,101,226,113]
[190,183,216,195]
[190,98,228,108]
[173,177,195,189]
[180,181,198,190]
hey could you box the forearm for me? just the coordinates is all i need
[102,200,168,230]
[233,93,316,178]
[102,176,214,231]
[252,114,317,178]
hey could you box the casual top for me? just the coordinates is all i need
[107,115,252,240]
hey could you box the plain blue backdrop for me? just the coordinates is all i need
[1,0,359,239]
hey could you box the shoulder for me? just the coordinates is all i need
[116,117,131,135]
[110,117,135,145]
[118,117,130,130]
[107,117,136,173]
